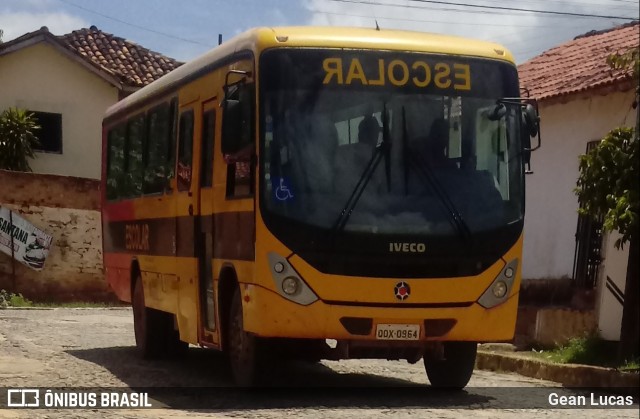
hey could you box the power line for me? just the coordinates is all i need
[324,0,635,21]
[481,0,638,7]
[54,0,215,47]
[310,6,615,56]
[310,7,594,28]
[406,0,638,19]
[510,0,639,14]
[408,0,635,20]
[326,0,551,19]
[328,0,638,20]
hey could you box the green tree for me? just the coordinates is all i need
[0,108,41,172]
[576,47,639,362]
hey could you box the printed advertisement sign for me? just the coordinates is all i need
[0,207,53,271]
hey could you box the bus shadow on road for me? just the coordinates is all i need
[66,346,492,409]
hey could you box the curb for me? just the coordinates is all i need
[0,306,54,310]
[476,350,640,390]
[0,306,130,310]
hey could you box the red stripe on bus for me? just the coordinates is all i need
[103,252,134,302]
[103,200,136,222]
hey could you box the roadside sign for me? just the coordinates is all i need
[0,206,53,271]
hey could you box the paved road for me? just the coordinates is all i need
[0,308,637,418]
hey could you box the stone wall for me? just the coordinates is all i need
[514,278,597,348]
[534,308,597,348]
[0,170,112,301]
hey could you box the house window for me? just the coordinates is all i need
[572,139,604,290]
[31,111,62,153]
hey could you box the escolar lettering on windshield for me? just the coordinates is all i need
[322,57,471,91]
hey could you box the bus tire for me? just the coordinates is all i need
[132,276,163,359]
[423,342,477,389]
[227,287,258,386]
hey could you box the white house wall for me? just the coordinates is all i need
[0,42,118,180]
[522,91,636,279]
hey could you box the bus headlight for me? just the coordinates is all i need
[267,252,318,305]
[478,259,519,309]
[282,277,300,295]
[492,280,508,298]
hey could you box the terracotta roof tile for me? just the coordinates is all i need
[517,22,639,102]
[57,25,182,88]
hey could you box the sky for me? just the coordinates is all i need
[0,0,638,64]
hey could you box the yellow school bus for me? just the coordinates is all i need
[101,26,540,388]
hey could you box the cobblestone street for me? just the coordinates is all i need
[0,308,637,418]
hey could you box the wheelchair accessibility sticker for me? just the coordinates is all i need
[273,177,294,202]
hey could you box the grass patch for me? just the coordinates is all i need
[619,359,640,372]
[0,289,33,308]
[0,289,124,309]
[530,334,640,371]
[29,301,122,308]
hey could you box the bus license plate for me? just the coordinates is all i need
[375,324,420,340]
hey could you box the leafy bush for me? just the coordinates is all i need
[0,107,41,172]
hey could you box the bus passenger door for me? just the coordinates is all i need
[198,99,219,344]
[175,103,200,344]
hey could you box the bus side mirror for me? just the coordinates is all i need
[221,70,253,155]
[522,103,541,174]
[523,104,539,138]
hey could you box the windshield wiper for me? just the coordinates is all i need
[402,107,471,240]
[332,103,391,233]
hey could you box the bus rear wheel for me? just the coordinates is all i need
[423,342,477,389]
[227,287,259,386]
[132,276,187,359]
[132,277,159,358]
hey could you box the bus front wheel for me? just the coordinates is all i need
[423,342,477,389]
[227,287,259,386]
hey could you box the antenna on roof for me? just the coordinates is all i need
[375,19,380,31]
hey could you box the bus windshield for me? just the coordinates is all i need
[260,49,523,241]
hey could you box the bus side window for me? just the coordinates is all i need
[201,110,216,188]
[144,103,171,194]
[166,98,178,191]
[106,124,126,201]
[125,114,145,197]
[223,82,255,198]
[225,160,252,197]
[177,109,195,192]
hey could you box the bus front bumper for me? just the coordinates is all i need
[242,284,518,342]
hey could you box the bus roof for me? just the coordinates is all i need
[259,26,514,61]
[104,26,514,121]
